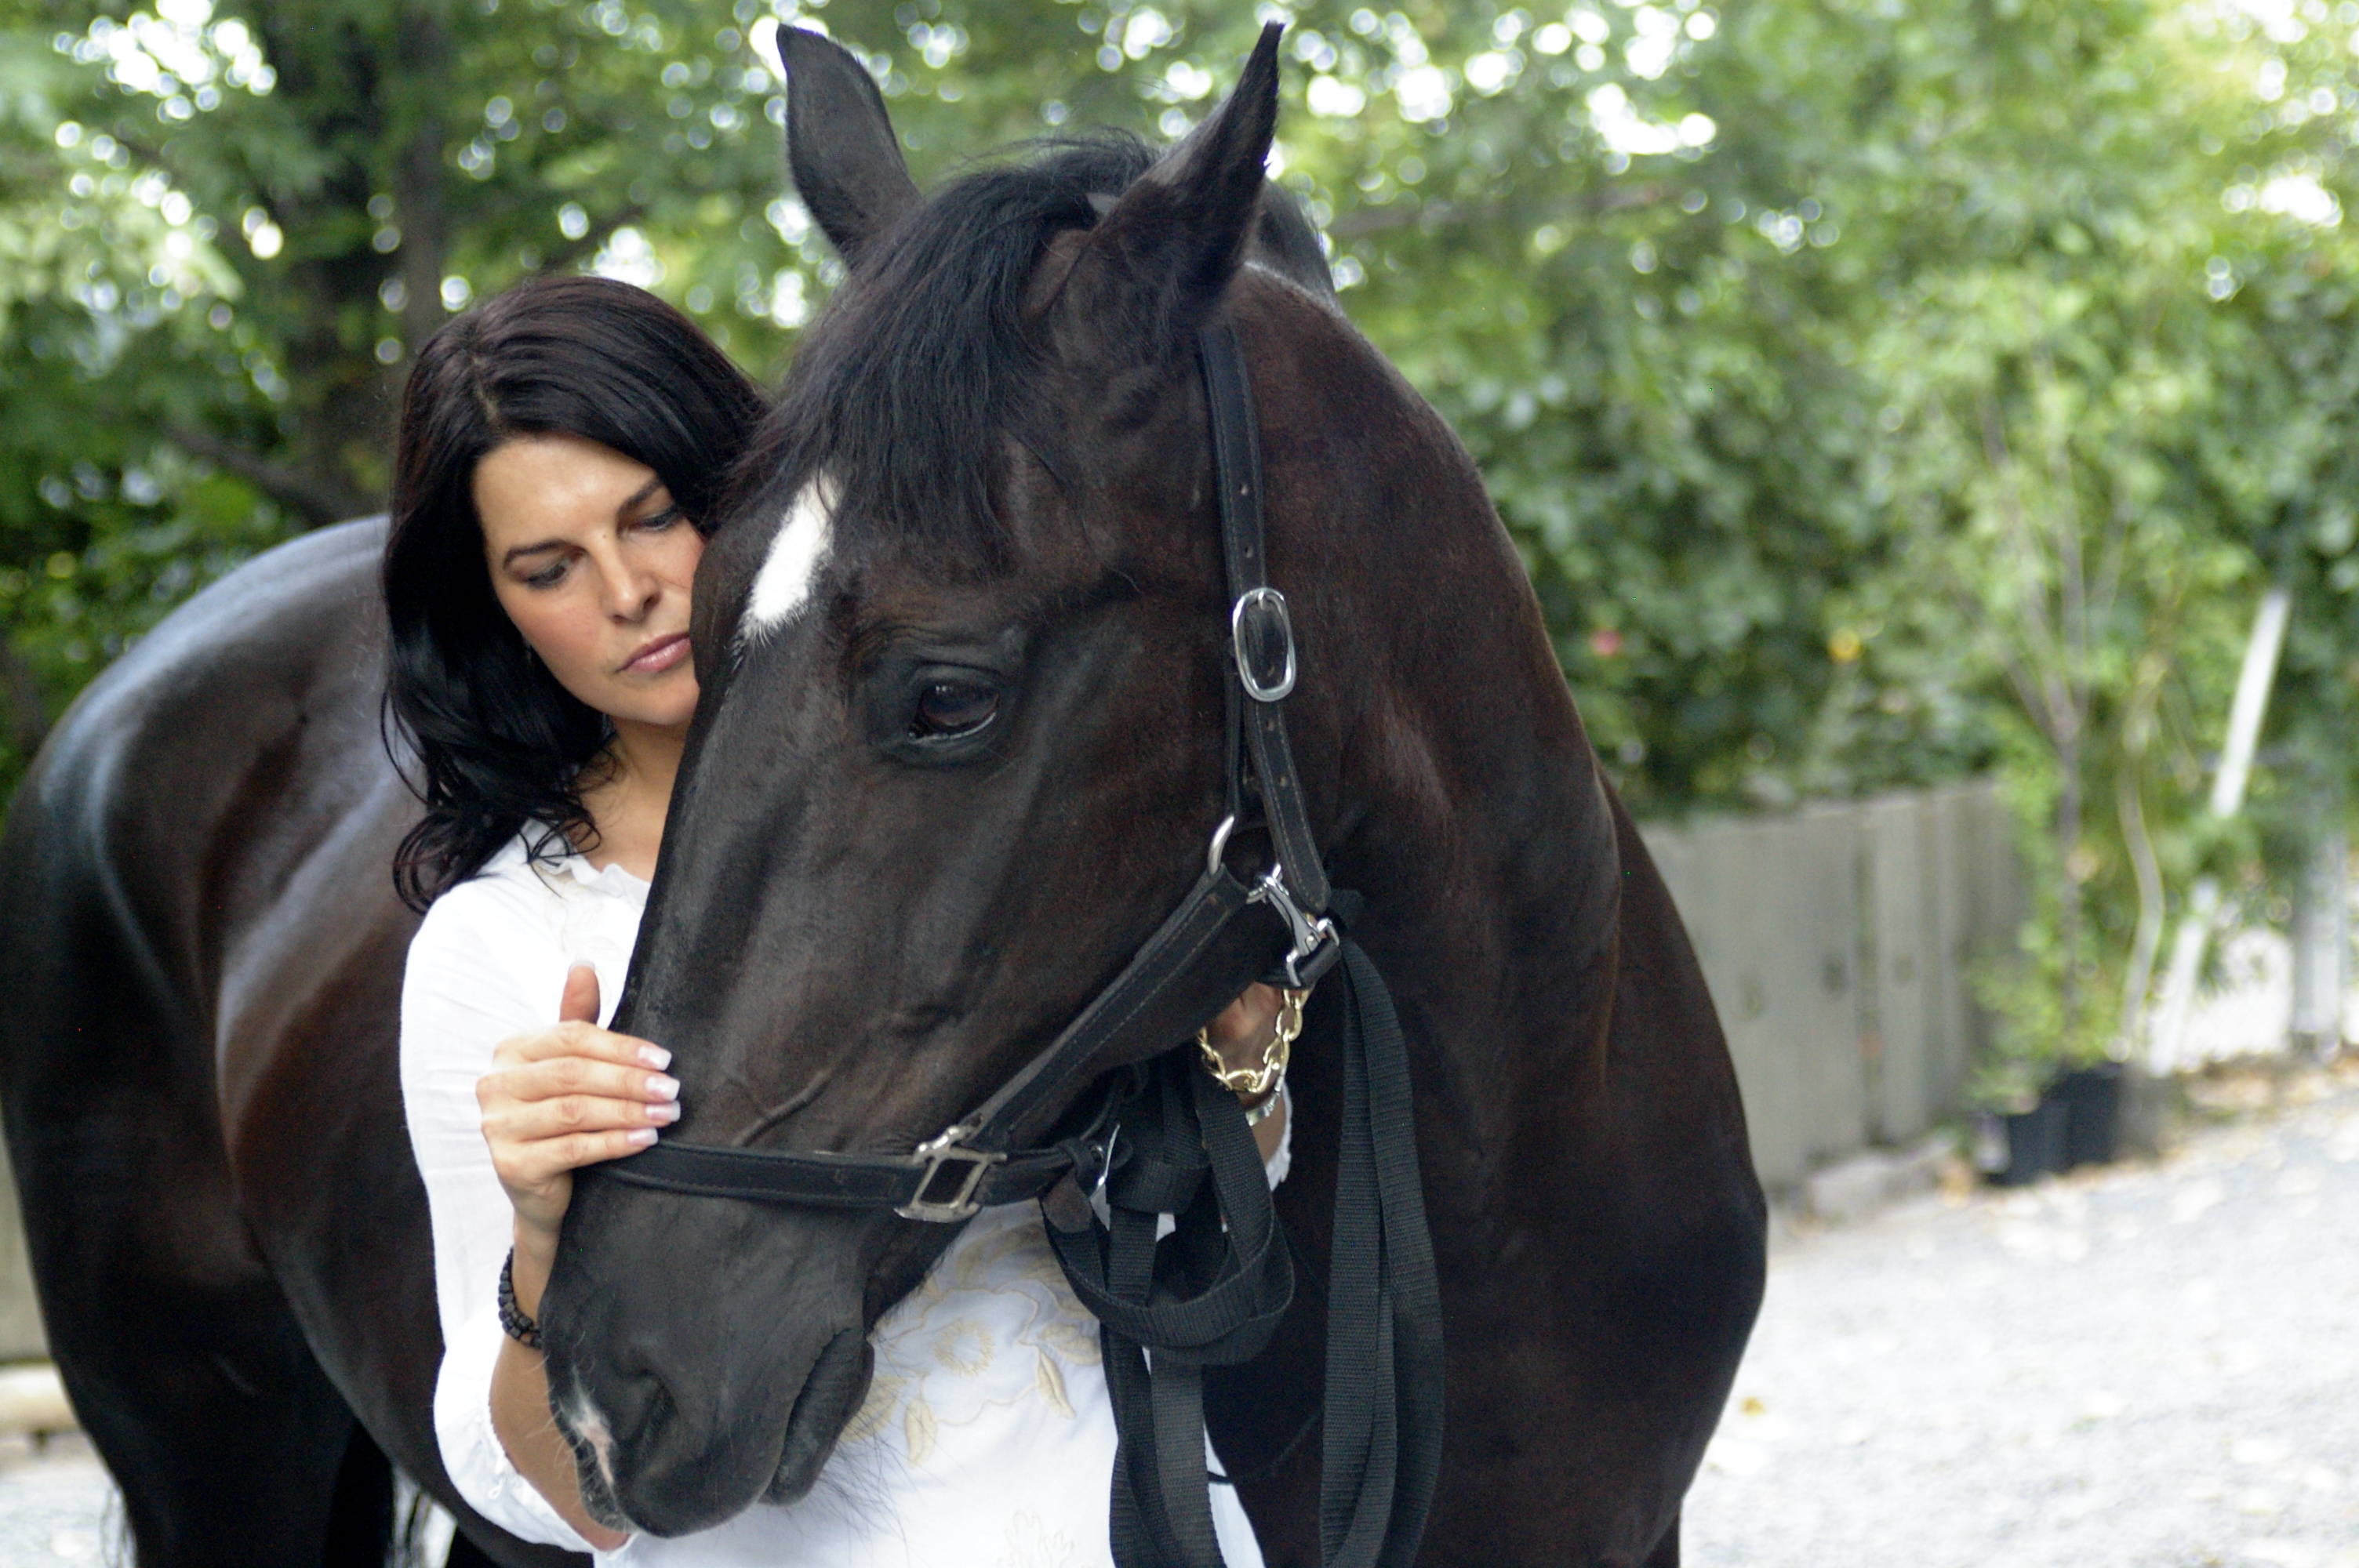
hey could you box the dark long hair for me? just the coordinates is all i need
[383,274,769,910]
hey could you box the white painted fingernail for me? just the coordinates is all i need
[649,1102,681,1124]
[626,1127,659,1147]
[647,1074,680,1101]
[638,1045,672,1069]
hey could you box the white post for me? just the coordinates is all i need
[2290,823,2349,1051]
[2207,586,2292,821]
[2146,585,2292,1075]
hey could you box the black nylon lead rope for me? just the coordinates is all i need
[1318,940,1443,1567]
[1047,930,1442,1568]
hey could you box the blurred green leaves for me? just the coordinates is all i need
[0,0,2355,1059]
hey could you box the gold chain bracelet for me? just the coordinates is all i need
[1198,986,1309,1100]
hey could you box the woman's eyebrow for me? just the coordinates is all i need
[500,536,570,569]
[498,480,671,568]
[614,476,667,518]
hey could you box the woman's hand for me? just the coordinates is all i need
[1201,982,1292,1162]
[477,964,679,1258]
[1201,983,1284,1076]
[479,964,668,1552]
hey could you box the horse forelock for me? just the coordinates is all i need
[724,136,1161,578]
[719,131,1336,608]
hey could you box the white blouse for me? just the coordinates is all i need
[400,835,1281,1567]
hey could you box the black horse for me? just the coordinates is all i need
[0,28,1763,1568]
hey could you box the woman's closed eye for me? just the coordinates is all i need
[522,554,572,590]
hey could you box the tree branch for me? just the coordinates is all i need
[395,8,456,362]
[1974,390,2070,729]
[0,633,49,761]
[166,426,372,527]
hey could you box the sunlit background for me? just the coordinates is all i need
[1,0,2355,1560]
[7,0,2359,1038]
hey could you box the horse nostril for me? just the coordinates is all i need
[567,1331,687,1458]
[612,1336,685,1424]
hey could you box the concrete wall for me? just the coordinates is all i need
[1640,782,2026,1190]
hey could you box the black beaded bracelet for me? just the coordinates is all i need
[496,1249,542,1350]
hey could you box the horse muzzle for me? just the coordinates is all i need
[541,1183,885,1538]
[552,1318,873,1537]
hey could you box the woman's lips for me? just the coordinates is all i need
[622,633,690,675]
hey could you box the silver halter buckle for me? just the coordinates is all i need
[1231,587,1298,702]
[896,1128,1005,1222]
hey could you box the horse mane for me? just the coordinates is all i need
[724,131,1334,565]
[724,134,1153,564]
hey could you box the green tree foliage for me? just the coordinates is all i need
[0,0,829,782]
[2,0,2355,1072]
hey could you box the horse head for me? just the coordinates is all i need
[540,24,1607,1537]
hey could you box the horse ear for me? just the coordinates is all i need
[1060,23,1283,362]
[776,27,921,266]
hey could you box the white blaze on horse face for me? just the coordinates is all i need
[739,476,837,646]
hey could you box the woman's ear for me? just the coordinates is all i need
[775,27,921,267]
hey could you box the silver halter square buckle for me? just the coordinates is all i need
[896,1130,1005,1223]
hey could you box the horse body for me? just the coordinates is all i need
[544,30,1765,1564]
[0,31,1762,1568]
[0,521,570,1565]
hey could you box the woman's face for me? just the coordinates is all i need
[475,432,704,732]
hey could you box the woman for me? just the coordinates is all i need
[386,274,1292,1564]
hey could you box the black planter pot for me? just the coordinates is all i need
[1984,1096,2067,1186]
[2051,1062,2126,1170]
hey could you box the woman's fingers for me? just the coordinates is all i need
[1203,982,1285,1070]
[487,1053,680,1109]
[487,1088,677,1140]
[493,1123,664,1189]
[494,1018,671,1072]
[485,1091,668,1216]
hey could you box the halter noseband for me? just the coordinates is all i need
[598,321,1338,1223]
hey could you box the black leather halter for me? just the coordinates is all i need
[602,320,1341,1224]
[597,323,1442,1568]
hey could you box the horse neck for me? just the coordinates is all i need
[1267,310,1624,1152]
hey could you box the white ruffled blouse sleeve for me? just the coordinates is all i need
[400,858,616,1555]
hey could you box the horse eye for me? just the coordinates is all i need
[911,681,998,739]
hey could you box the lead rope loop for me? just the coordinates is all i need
[1045,929,1443,1568]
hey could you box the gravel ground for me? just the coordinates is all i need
[0,1062,2352,1566]
[1686,1056,2359,1568]
[0,1433,119,1564]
